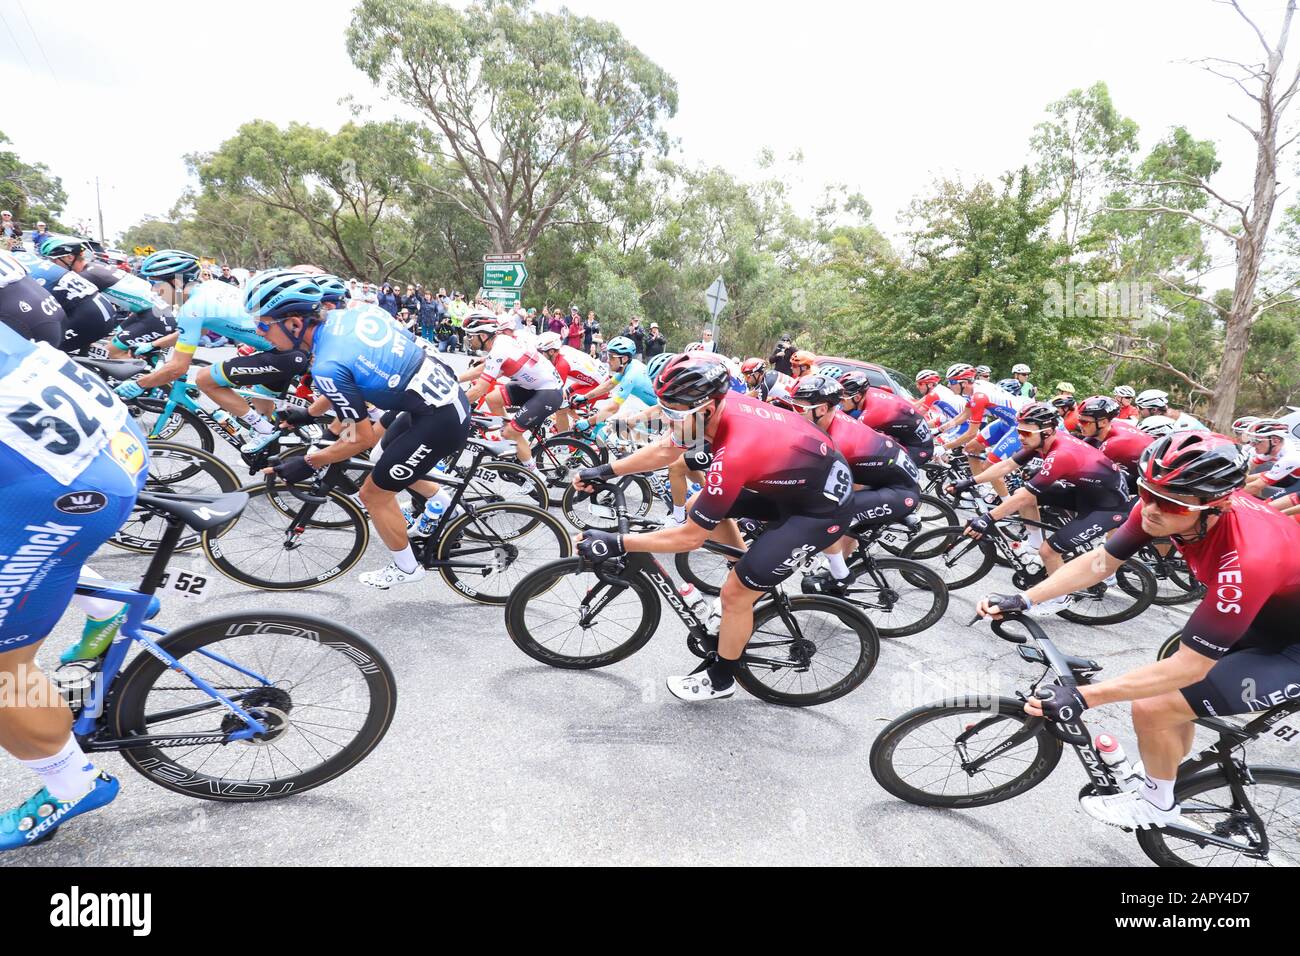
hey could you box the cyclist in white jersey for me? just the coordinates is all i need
[535,332,610,432]
[460,312,563,473]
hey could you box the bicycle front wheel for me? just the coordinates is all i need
[531,436,601,506]
[559,476,654,531]
[900,527,994,591]
[1137,766,1300,867]
[110,443,241,554]
[869,697,1063,807]
[734,596,879,707]
[203,484,370,590]
[1057,560,1155,626]
[437,502,573,605]
[505,558,661,668]
[105,611,396,801]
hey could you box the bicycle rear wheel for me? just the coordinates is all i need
[842,557,948,638]
[877,494,960,556]
[505,558,661,668]
[203,484,369,590]
[104,611,395,801]
[531,435,601,506]
[134,399,214,453]
[869,697,1063,807]
[900,527,995,591]
[110,443,240,554]
[1137,767,1300,867]
[436,502,573,605]
[560,476,654,531]
[733,596,879,707]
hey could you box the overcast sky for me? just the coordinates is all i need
[1,0,1295,264]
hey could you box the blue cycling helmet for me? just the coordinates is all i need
[647,351,675,381]
[997,377,1022,396]
[606,335,637,357]
[244,270,323,320]
[139,248,200,281]
[39,234,93,260]
[314,274,350,305]
[0,249,27,288]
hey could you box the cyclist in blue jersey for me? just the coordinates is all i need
[10,251,116,354]
[248,271,471,589]
[583,337,658,430]
[39,237,178,357]
[0,320,150,850]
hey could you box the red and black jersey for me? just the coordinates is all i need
[688,395,853,531]
[826,410,920,489]
[1090,419,1153,483]
[1012,432,1129,508]
[1107,493,1300,658]
[856,387,932,454]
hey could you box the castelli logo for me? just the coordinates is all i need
[827,525,840,534]
[905,498,915,508]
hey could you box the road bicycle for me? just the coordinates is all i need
[203,436,571,600]
[869,611,1300,867]
[504,479,880,706]
[900,493,1155,626]
[108,441,242,554]
[49,490,396,819]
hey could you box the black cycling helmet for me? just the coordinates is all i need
[789,374,843,409]
[1017,401,1060,431]
[837,369,870,399]
[1138,431,1249,501]
[1051,395,1076,412]
[654,353,731,406]
[1078,395,1121,421]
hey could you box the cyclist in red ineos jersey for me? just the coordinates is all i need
[571,355,858,703]
[786,375,922,596]
[836,370,933,467]
[1075,395,1153,486]
[978,431,1300,830]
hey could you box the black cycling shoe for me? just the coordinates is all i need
[801,569,851,596]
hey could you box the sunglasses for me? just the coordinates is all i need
[660,399,713,422]
[1136,481,1215,514]
[1015,427,1043,438]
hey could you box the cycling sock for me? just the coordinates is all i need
[1026,527,1044,549]
[392,545,418,575]
[69,568,124,621]
[672,505,685,522]
[20,736,98,802]
[825,553,851,580]
[1141,775,1175,811]
[523,458,540,473]
[706,653,737,691]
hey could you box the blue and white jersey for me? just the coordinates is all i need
[176,279,270,354]
[11,251,99,308]
[311,304,459,420]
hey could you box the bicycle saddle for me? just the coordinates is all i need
[468,436,515,457]
[74,355,148,381]
[135,491,249,530]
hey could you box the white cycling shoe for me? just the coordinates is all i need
[1026,593,1074,617]
[239,428,281,455]
[1081,789,1180,830]
[666,673,737,702]
[359,563,426,590]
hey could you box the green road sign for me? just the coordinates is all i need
[481,287,521,309]
[482,261,528,289]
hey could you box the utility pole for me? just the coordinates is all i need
[95,177,105,243]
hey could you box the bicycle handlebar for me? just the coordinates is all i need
[263,471,331,505]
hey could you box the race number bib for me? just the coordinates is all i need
[0,345,127,485]
[822,460,853,504]
[405,357,461,409]
[157,568,211,603]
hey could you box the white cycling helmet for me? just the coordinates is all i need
[1135,388,1169,410]
[1137,414,1176,437]
[0,249,27,288]
[1012,363,1031,375]
[1231,415,1259,437]
[535,331,562,351]
[462,310,500,337]
[1113,385,1136,399]
[1244,418,1290,442]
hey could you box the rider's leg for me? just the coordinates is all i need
[0,643,73,761]
[668,457,690,522]
[1130,692,1196,806]
[718,571,763,662]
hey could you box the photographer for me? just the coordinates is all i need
[770,333,795,375]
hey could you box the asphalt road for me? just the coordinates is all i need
[3,347,1271,867]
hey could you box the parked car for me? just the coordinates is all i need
[809,355,915,400]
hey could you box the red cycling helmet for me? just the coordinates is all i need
[740,357,766,376]
[1138,431,1249,501]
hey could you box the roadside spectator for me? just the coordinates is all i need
[32,220,51,249]
[217,265,239,285]
[770,333,794,375]
[403,284,421,316]
[419,289,441,342]
[645,322,666,359]
[697,328,717,353]
[623,316,646,358]
[378,283,400,317]
[583,310,600,351]
[589,333,605,362]
[566,310,583,349]
[547,310,566,336]
[1,211,19,247]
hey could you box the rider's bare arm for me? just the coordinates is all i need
[1073,645,1215,709]
[135,348,194,390]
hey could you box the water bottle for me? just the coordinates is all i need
[688,481,702,497]
[211,409,240,437]
[1095,733,1145,793]
[678,582,711,624]
[415,498,446,537]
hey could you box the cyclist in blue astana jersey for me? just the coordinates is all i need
[38,236,178,357]
[0,319,150,850]
[250,272,472,590]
